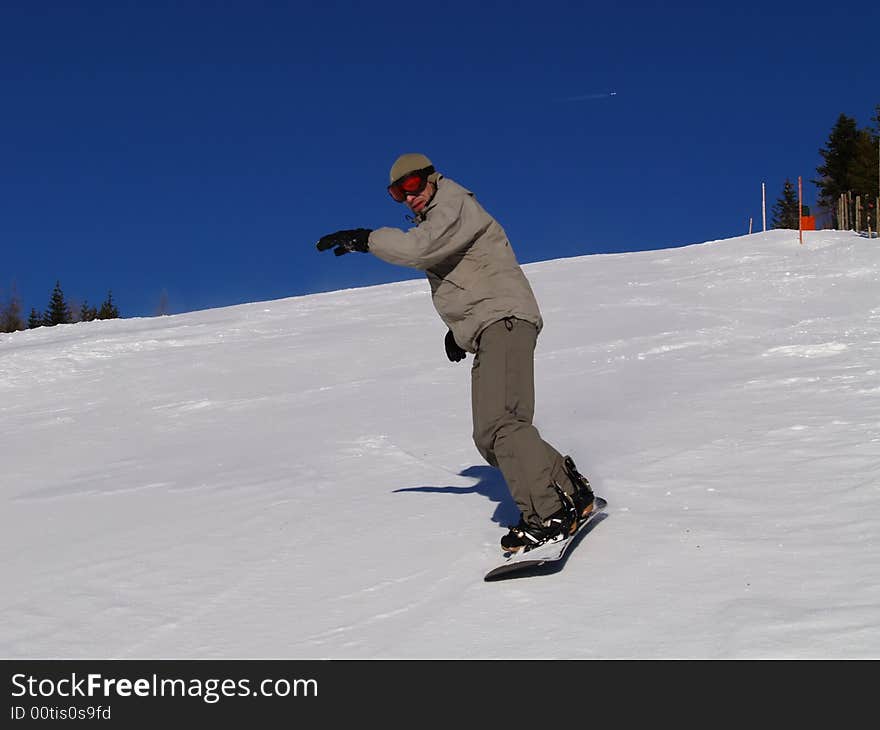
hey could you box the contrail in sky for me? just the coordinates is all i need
[557,91,617,102]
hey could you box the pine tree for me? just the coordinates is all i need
[860,104,879,202]
[869,105,880,232]
[80,300,98,322]
[45,281,72,326]
[772,179,800,229]
[814,109,880,228]
[849,128,879,202]
[97,290,119,320]
[0,286,24,332]
[27,308,43,329]
[813,114,861,227]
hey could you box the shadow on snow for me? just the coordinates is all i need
[392,464,519,526]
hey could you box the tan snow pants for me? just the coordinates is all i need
[471,317,574,523]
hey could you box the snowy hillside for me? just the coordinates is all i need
[2,229,878,659]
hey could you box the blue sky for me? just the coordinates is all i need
[3,1,878,319]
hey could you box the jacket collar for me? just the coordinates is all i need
[415,174,444,222]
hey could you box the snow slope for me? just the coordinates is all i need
[2,229,878,659]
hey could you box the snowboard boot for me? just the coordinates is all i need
[500,493,576,554]
[563,455,595,522]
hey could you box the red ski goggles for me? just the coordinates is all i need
[387,166,435,202]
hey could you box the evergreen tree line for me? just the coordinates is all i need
[0,281,120,333]
[772,103,880,230]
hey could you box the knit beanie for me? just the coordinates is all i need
[389,153,436,183]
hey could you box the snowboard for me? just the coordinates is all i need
[484,496,607,581]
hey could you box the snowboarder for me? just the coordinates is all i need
[316,153,594,552]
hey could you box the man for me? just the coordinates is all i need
[316,153,594,553]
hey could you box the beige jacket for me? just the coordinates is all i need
[367,177,543,353]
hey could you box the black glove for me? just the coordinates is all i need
[445,329,467,362]
[316,228,372,256]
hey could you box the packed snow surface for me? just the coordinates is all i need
[2,230,879,658]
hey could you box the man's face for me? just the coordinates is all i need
[405,180,436,215]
